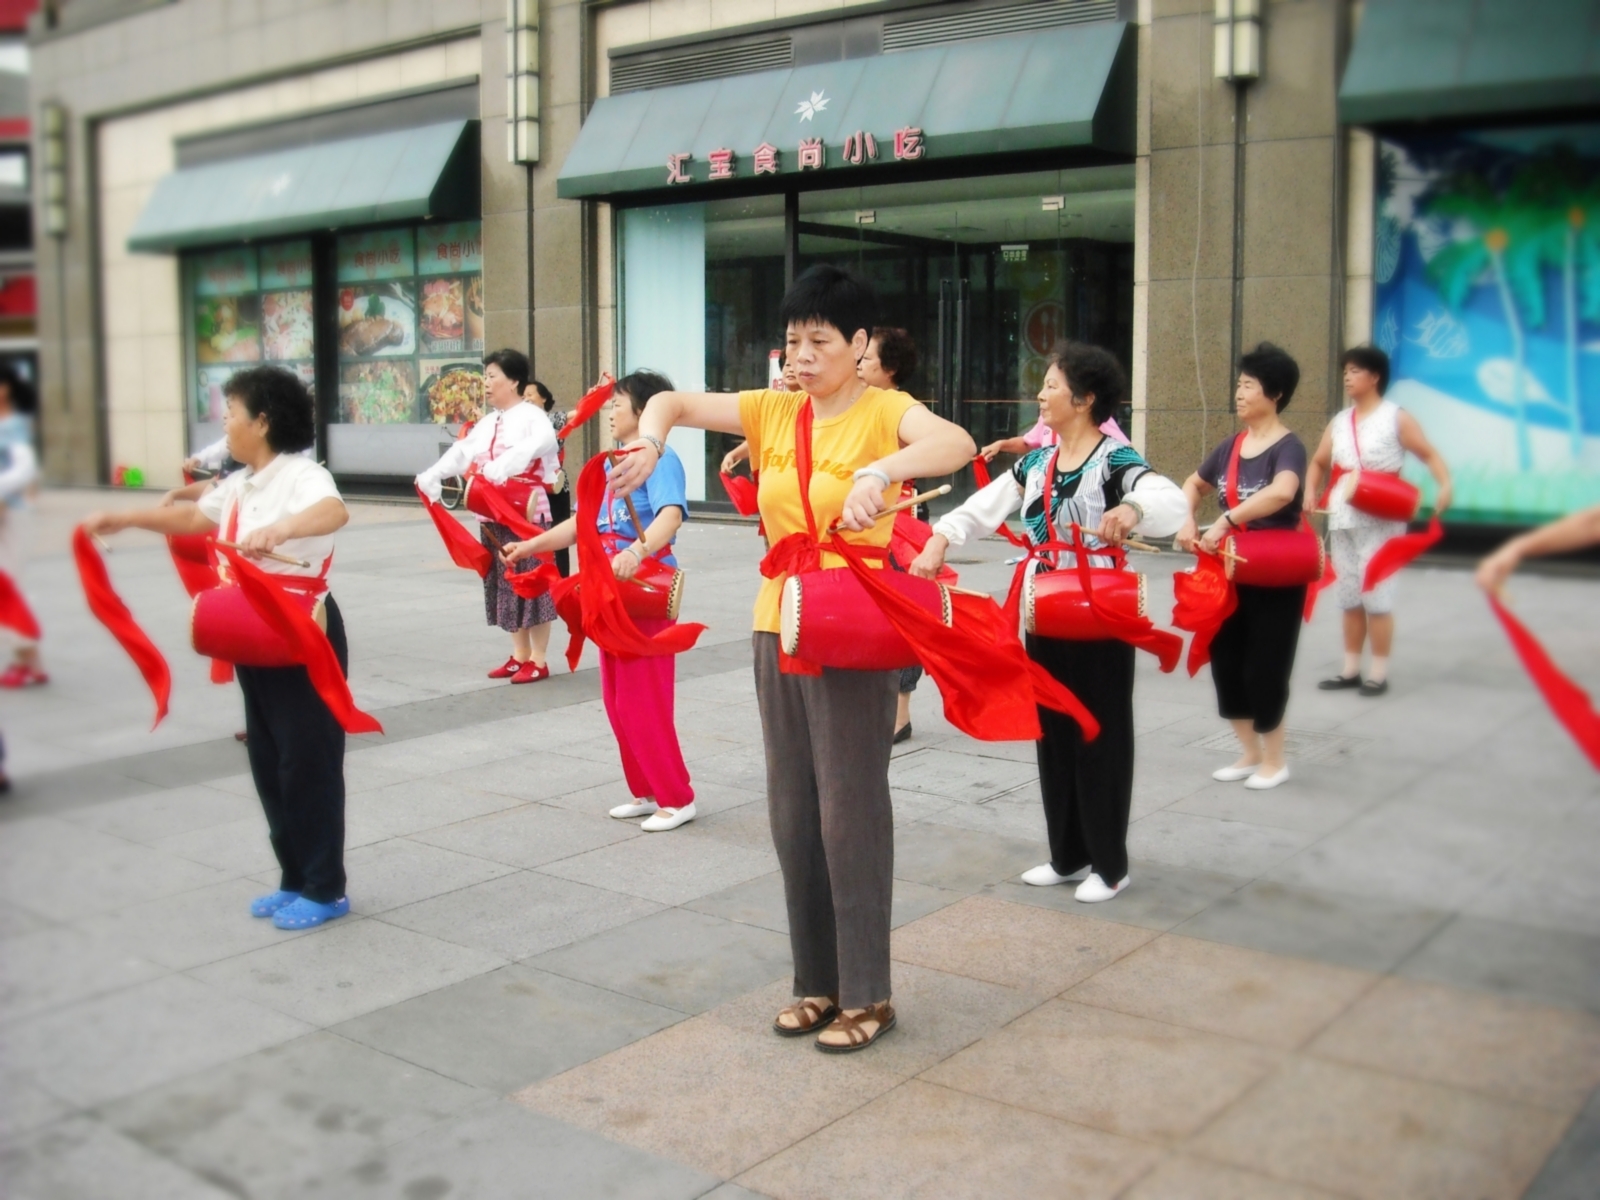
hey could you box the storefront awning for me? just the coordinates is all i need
[127,119,479,252]
[557,21,1134,199]
[1339,0,1600,126]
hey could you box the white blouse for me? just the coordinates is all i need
[418,400,559,492]
[197,453,344,580]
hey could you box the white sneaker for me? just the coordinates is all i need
[1244,765,1290,790]
[640,802,697,832]
[1212,763,1259,782]
[609,799,659,819]
[1020,863,1090,886]
[1074,873,1129,903]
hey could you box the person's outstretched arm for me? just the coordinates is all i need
[1477,504,1600,592]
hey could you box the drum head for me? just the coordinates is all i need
[779,576,802,656]
[665,569,684,621]
[1022,573,1037,635]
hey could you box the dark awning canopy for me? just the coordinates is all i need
[127,119,479,253]
[557,21,1134,199]
[1339,0,1600,126]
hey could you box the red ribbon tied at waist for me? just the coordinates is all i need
[1171,551,1239,677]
[73,526,172,728]
[1489,593,1600,772]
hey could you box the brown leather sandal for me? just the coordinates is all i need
[773,995,839,1037]
[815,1001,897,1053]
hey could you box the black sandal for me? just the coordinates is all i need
[773,996,839,1037]
[815,1002,897,1053]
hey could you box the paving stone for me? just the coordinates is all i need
[995,859,1247,933]
[0,925,165,1025]
[888,746,1039,802]
[342,837,518,914]
[407,801,639,868]
[537,830,779,906]
[0,1116,235,1199]
[1399,915,1600,1014]
[332,964,685,1092]
[1525,1083,1600,1200]
[1122,1156,1345,1199]
[1128,810,1315,879]
[889,822,1045,892]
[57,784,256,845]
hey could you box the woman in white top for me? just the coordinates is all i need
[0,366,42,688]
[912,343,1188,904]
[85,366,354,931]
[415,349,561,684]
[1305,345,1452,697]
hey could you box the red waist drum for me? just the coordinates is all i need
[463,475,537,524]
[622,556,685,621]
[191,585,325,667]
[1224,529,1325,587]
[1024,567,1147,641]
[780,568,951,671]
[1338,467,1420,522]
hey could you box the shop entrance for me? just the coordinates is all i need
[698,166,1134,507]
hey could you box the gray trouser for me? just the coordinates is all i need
[753,632,897,1008]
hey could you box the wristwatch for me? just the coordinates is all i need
[640,435,664,457]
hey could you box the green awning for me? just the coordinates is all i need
[557,22,1134,199]
[1339,0,1600,126]
[127,120,479,252]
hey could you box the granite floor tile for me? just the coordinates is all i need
[922,788,1050,843]
[0,1116,235,1200]
[527,907,792,1014]
[994,860,1247,933]
[1120,1155,1344,1199]
[342,777,530,839]
[699,1186,773,1200]
[1464,835,1600,938]
[888,746,1040,802]
[406,800,638,868]
[378,869,662,960]
[923,999,1283,1141]
[537,830,779,906]
[190,918,505,1027]
[300,1098,719,1200]
[332,964,685,1093]
[4,974,312,1109]
[1127,810,1314,879]
[0,898,53,941]
[99,1031,485,1199]
[737,1079,1159,1200]
[432,751,626,806]
[1525,1083,1600,1200]
[0,925,165,1025]
[673,794,775,849]
[1308,975,1600,1112]
[1066,934,1374,1049]
[891,895,1154,993]
[684,869,788,933]
[341,837,518,914]
[1398,915,1600,1014]
[1175,878,1450,973]
[1192,1057,1572,1200]
[0,1067,71,1139]
[1167,779,1368,836]
[672,747,769,794]
[58,783,256,845]
[890,822,1047,892]
[513,1014,901,1179]
[150,814,280,877]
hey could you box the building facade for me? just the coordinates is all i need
[27,0,1596,525]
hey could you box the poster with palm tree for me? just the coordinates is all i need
[1377,125,1600,526]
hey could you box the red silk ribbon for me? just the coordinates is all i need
[720,471,760,515]
[970,455,1030,549]
[0,567,39,640]
[1171,552,1239,676]
[417,486,493,576]
[465,473,540,540]
[73,526,172,728]
[214,545,383,736]
[1489,593,1600,771]
[1066,526,1183,673]
[168,533,221,598]
[555,375,618,441]
[1364,516,1444,593]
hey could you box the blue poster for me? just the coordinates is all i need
[1376,124,1600,525]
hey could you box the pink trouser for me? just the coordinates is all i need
[599,616,694,809]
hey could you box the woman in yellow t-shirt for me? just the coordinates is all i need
[609,265,974,1053]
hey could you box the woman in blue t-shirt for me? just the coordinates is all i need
[502,370,696,831]
[1177,343,1309,792]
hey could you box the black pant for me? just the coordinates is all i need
[235,595,349,903]
[1027,635,1136,884]
[548,485,572,576]
[1208,583,1306,733]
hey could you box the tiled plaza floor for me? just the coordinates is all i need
[2,488,1598,1198]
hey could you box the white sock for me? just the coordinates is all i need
[1343,652,1361,678]
[1368,656,1388,683]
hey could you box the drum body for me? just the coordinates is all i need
[621,557,684,621]
[780,568,950,671]
[1024,568,1146,640]
[191,586,326,667]
[462,475,536,524]
[1225,529,1325,587]
[1339,467,1419,522]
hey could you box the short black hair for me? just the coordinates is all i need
[872,327,917,390]
[1238,342,1300,411]
[483,348,531,393]
[530,379,555,410]
[778,264,877,345]
[616,369,674,416]
[1051,341,1126,426]
[224,365,315,453]
[0,363,35,415]
[1340,344,1390,396]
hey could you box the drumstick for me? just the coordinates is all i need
[827,484,951,533]
[1123,538,1162,554]
[606,451,650,543]
[946,585,992,599]
[213,539,311,569]
[90,531,112,554]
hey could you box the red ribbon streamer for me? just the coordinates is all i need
[0,567,39,640]
[970,455,1031,549]
[1363,516,1444,593]
[168,533,221,598]
[506,556,563,600]
[889,509,959,584]
[72,526,171,728]
[720,471,760,516]
[1171,552,1239,676]
[464,474,540,540]
[1065,525,1183,673]
[555,375,618,441]
[555,452,706,668]
[1489,593,1600,771]
[417,486,493,576]
[214,545,383,736]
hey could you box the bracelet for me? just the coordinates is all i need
[1223,511,1238,529]
[639,435,664,457]
[1121,498,1145,524]
[853,466,893,489]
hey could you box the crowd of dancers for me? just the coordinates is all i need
[0,262,1589,1052]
